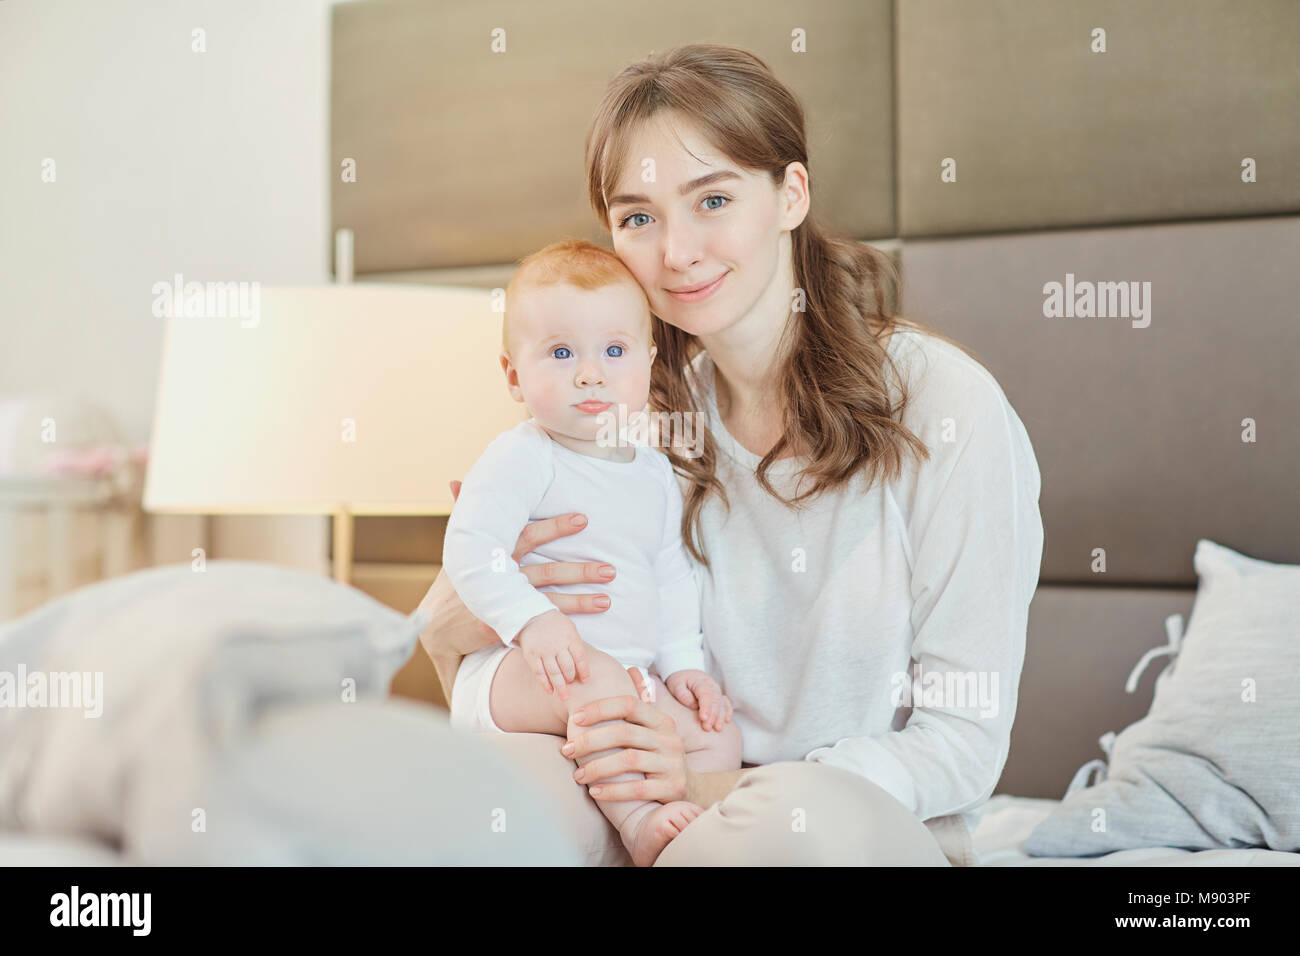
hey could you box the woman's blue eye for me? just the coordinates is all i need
[552,346,572,359]
[616,194,729,230]
[606,344,624,357]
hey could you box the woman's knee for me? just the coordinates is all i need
[655,761,950,866]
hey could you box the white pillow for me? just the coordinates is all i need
[167,699,583,865]
[1025,540,1300,855]
[0,561,421,857]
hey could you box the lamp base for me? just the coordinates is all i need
[332,508,354,585]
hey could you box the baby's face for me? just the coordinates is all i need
[501,280,656,447]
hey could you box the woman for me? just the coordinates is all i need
[418,44,1043,866]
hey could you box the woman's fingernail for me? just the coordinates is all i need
[594,596,610,609]
[572,515,587,527]
[590,787,602,796]
[561,742,574,755]
[599,565,615,578]
[572,713,585,724]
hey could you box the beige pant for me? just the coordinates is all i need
[654,760,975,866]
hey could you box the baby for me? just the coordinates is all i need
[442,239,742,866]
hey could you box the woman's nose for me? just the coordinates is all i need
[662,217,703,273]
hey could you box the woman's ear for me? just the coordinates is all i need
[648,344,658,363]
[499,351,525,403]
[779,161,811,230]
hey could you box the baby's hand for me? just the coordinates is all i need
[664,669,733,733]
[516,609,590,701]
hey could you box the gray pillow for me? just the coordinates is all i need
[1026,540,1300,855]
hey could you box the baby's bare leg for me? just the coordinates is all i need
[647,676,744,773]
[490,647,700,863]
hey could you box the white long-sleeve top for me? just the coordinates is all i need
[442,419,706,679]
[686,328,1044,833]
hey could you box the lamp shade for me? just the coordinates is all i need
[144,284,527,516]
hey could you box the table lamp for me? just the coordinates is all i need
[143,281,528,583]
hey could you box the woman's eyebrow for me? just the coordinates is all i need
[607,170,741,210]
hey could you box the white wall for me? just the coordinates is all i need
[0,0,346,572]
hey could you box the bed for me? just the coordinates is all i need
[0,554,1294,865]
[5,768,1298,868]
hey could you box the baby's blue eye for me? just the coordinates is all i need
[606,345,624,357]
[552,346,572,359]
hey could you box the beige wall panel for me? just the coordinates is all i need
[999,585,1195,799]
[900,215,1300,584]
[332,0,895,273]
[897,0,1300,236]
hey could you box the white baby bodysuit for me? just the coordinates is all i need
[441,419,706,679]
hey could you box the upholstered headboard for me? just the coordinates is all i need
[331,0,1300,798]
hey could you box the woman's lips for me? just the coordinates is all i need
[574,401,612,414]
[667,271,727,302]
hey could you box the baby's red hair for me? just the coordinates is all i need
[502,239,647,354]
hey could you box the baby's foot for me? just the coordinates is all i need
[622,801,704,867]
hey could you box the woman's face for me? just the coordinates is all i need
[605,112,806,338]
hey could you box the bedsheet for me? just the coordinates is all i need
[7,792,1300,867]
[973,794,1300,866]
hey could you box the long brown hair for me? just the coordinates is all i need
[584,44,977,568]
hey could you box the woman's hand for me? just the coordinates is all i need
[417,480,616,700]
[561,667,691,804]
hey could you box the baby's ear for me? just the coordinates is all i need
[499,351,525,403]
